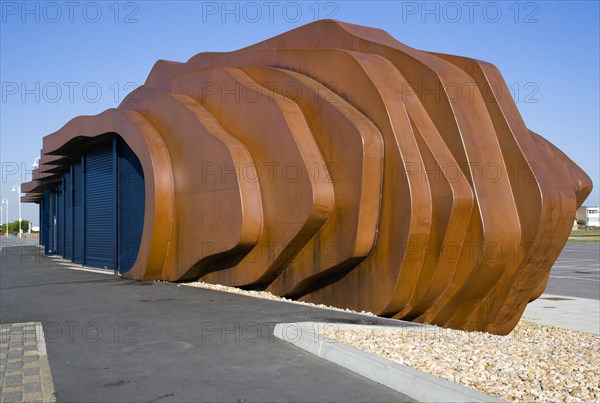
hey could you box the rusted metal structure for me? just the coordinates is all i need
[22,21,592,334]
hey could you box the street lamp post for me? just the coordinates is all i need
[1,199,7,236]
[11,186,21,237]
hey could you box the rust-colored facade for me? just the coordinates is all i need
[22,21,592,334]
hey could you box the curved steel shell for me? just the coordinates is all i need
[27,21,592,334]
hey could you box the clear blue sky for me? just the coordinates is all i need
[1,0,599,225]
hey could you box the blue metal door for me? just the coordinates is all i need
[73,159,84,264]
[42,191,50,255]
[44,191,58,254]
[50,191,58,254]
[117,139,145,273]
[84,142,117,269]
[63,169,73,260]
[57,186,63,256]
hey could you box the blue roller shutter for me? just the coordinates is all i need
[63,169,73,260]
[42,191,50,254]
[50,191,58,254]
[73,159,84,264]
[84,143,116,269]
[117,139,145,273]
[57,186,63,256]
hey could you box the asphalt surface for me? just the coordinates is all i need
[0,245,411,402]
[3,237,597,299]
[544,242,600,300]
[1,238,598,402]
[0,236,39,249]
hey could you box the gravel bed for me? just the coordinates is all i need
[182,281,375,316]
[181,280,598,402]
[322,321,599,402]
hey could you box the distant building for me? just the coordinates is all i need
[576,206,588,225]
[587,206,600,227]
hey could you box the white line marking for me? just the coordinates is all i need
[36,322,47,356]
[549,276,600,282]
[55,264,115,275]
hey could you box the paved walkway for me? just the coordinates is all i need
[1,246,410,402]
[0,322,55,402]
[1,242,598,402]
[0,237,39,250]
[523,293,600,335]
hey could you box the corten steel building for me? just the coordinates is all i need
[21,21,592,334]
